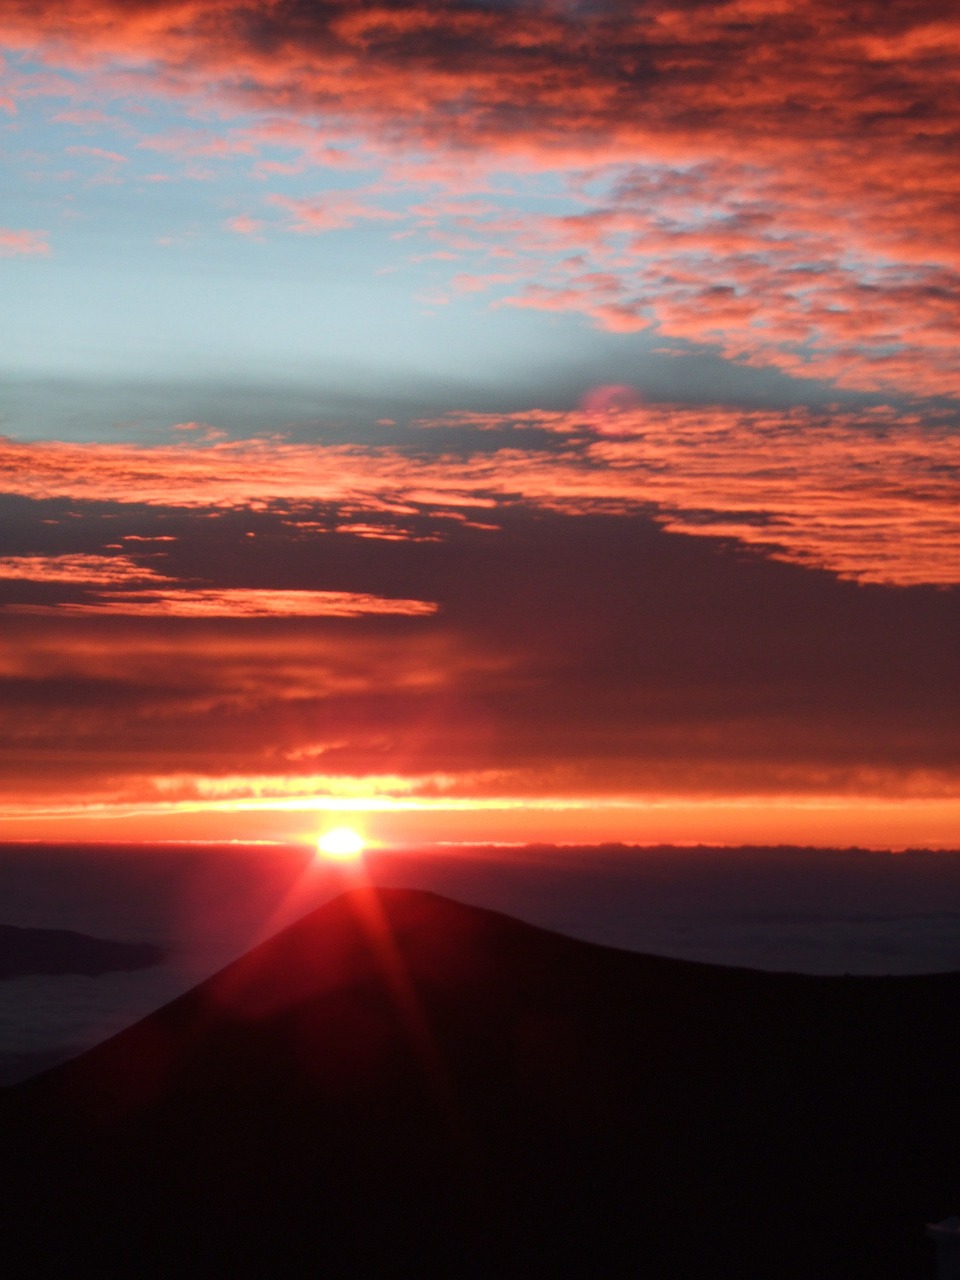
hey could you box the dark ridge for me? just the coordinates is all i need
[0,923,165,979]
[1,887,957,1278]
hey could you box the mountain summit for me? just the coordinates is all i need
[2,886,958,1277]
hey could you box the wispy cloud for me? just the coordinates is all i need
[65,143,127,163]
[16,588,437,618]
[0,553,162,585]
[0,554,436,616]
[269,192,402,233]
[0,226,49,256]
[2,403,957,585]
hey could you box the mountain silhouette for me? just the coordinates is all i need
[1,886,957,1278]
[0,923,164,979]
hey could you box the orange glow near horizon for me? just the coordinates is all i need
[0,794,958,851]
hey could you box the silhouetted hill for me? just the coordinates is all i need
[1,887,958,1278]
[0,923,164,979]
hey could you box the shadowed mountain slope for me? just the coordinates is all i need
[1,887,958,1278]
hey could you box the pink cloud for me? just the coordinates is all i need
[451,271,518,294]
[65,144,127,162]
[224,213,265,236]
[137,128,255,159]
[0,226,49,256]
[500,276,649,332]
[268,192,402,233]
[51,108,114,124]
[171,420,228,440]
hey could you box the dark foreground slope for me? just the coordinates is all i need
[1,887,958,1278]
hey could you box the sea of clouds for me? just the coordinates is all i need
[2,842,959,1083]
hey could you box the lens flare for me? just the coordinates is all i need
[316,826,366,860]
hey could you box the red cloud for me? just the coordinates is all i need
[1,3,954,166]
[1,402,957,586]
[2,1,958,392]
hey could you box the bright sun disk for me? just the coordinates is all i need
[316,826,366,860]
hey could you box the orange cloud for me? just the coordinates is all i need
[0,554,436,617]
[0,553,166,585]
[0,620,472,702]
[3,1,959,392]
[2,402,956,586]
[15,588,437,617]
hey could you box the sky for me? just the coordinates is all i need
[1,0,958,848]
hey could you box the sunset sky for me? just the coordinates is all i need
[1,0,958,848]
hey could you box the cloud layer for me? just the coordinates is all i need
[4,0,960,393]
[2,402,957,585]
[0,497,956,829]
[2,3,958,841]
[0,406,956,832]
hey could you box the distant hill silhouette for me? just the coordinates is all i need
[1,887,957,1278]
[0,923,164,979]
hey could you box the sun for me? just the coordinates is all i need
[316,826,366,861]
